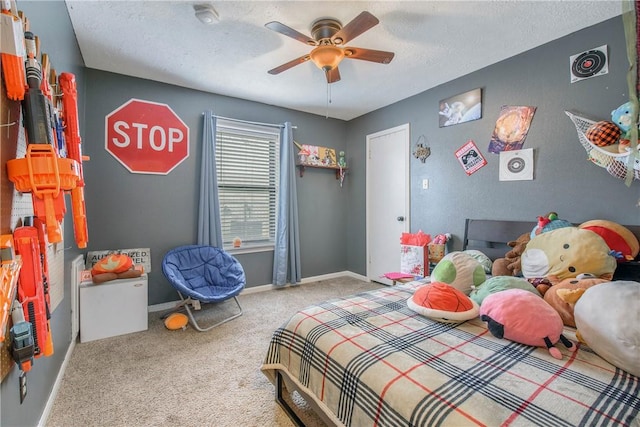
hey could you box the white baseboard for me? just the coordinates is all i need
[148,270,369,312]
[39,334,77,427]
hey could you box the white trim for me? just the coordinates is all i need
[147,271,370,312]
[365,123,410,286]
[39,338,77,427]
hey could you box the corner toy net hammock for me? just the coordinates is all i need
[565,111,639,183]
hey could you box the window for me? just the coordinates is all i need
[215,119,279,249]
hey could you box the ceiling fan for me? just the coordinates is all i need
[265,11,395,84]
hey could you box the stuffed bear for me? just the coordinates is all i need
[611,101,638,140]
[491,233,530,277]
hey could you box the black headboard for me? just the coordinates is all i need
[462,219,640,280]
[463,219,534,261]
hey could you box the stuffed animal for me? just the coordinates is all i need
[544,275,608,327]
[611,101,638,139]
[407,281,479,323]
[530,212,573,238]
[491,232,530,277]
[91,254,143,283]
[521,227,617,286]
[559,281,640,377]
[470,275,538,306]
[430,251,486,295]
[480,289,576,360]
[463,249,493,274]
[579,219,639,262]
[585,120,621,147]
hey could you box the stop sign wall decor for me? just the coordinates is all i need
[105,98,189,174]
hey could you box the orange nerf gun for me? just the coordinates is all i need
[13,224,53,359]
[59,72,89,248]
[0,0,26,101]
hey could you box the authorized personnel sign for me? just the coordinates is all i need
[86,248,152,273]
[105,98,189,174]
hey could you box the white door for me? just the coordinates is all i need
[366,123,410,285]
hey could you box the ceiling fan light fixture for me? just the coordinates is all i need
[193,4,219,25]
[309,45,344,71]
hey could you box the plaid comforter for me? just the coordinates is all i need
[262,282,640,427]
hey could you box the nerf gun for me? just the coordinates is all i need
[6,31,79,244]
[59,72,89,248]
[0,0,26,101]
[10,300,34,372]
[13,224,52,359]
[30,217,53,356]
[1,235,22,343]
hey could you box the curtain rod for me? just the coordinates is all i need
[202,112,297,129]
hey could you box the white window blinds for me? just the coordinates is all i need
[215,119,280,248]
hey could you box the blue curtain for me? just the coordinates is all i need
[197,111,223,248]
[272,122,301,286]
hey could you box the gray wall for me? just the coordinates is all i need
[345,16,639,276]
[1,2,85,426]
[2,2,637,426]
[82,69,349,305]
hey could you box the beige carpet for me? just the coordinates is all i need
[45,277,383,427]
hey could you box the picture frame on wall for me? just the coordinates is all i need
[438,88,482,127]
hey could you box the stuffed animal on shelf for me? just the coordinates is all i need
[480,288,576,360]
[558,280,640,377]
[491,232,530,277]
[544,274,608,327]
[521,227,617,288]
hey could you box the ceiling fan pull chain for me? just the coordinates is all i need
[325,76,330,118]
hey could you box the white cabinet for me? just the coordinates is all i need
[79,275,148,343]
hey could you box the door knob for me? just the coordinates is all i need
[397,216,405,222]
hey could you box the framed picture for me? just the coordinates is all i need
[438,88,482,127]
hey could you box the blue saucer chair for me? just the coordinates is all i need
[161,245,245,331]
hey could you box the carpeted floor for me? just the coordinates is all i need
[45,276,383,427]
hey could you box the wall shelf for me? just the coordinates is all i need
[296,163,347,179]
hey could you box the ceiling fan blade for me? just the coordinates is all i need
[326,67,341,84]
[331,11,379,45]
[265,21,316,45]
[268,55,310,75]
[344,47,395,64]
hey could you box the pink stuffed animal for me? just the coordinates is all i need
[480,289,576,359]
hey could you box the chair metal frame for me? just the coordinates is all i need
[162,245,245,332]
[172,292,243,332]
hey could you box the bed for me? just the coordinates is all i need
[262,219,640,426]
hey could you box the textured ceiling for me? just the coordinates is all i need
[65,1,623,120]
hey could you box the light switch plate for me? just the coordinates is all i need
[422,179,429,189]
